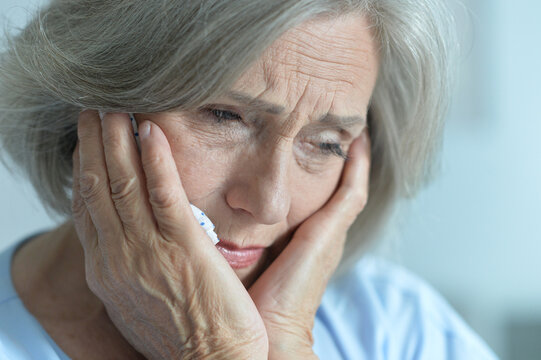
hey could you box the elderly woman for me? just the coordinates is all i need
[0,0,498,359]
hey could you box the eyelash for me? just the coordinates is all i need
[204,108,347,159]
[319,143,348,159]
[206,108,243,122]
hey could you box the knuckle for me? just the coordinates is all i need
[148,186,180,210]
[71,195,87,217]
[142,153,164,171]
[110,176,138,205]
[79,172,103,203]
[103,130,126,151]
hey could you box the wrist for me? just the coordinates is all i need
[178,328,268,360]
[269,346,318,360]
[268,337,317,360]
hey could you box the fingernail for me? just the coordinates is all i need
[139,121,151,139]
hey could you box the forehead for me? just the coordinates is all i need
[230,13,379,124]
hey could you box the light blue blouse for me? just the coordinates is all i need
[0,233,499,359]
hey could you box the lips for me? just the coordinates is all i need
[215,240,265,269]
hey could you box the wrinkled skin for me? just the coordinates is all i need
[72,13,377,359]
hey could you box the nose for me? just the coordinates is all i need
[225,141,292,225]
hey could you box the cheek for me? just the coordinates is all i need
[288,163,343,225]
[162,123,232,201]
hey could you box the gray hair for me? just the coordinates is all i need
[0,0,457,273]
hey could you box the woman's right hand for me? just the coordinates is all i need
[71,110,268,359]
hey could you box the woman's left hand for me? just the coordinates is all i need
[248,129,371,359]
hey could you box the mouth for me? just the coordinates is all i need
[215,239,265,269]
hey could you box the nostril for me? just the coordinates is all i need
[225,179,291,225]
[224,145,292,225]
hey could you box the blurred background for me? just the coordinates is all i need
[0,1,539,359]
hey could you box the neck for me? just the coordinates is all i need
[13,220,105,322]
[12,220,146,358]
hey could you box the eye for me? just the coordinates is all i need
[318,142,348,159]
[204,108,243,123]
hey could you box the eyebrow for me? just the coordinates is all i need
[225,91,365,128]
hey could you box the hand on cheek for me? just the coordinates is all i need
[72,111,268,359]
[248,129,371,358]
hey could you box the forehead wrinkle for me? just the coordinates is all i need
[279,37,365,72]
[227,14,376,139]
[282,14,368,52]
[280,75,318,137]
[271,19,372,78]
[267,42,363,89]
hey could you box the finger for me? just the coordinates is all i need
[319,127,371,231]
[71,140,105,293]
[71,141,95,252]
[301,128,371,259]
[284,128,371,253]
[286,128,370,276]
[249,129,371,301]
[100,112,158,243]
[138,120,205,245]
[77,110,124,249]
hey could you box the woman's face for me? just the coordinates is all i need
[138,14,379,287]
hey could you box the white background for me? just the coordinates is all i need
[1,1,540,359]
